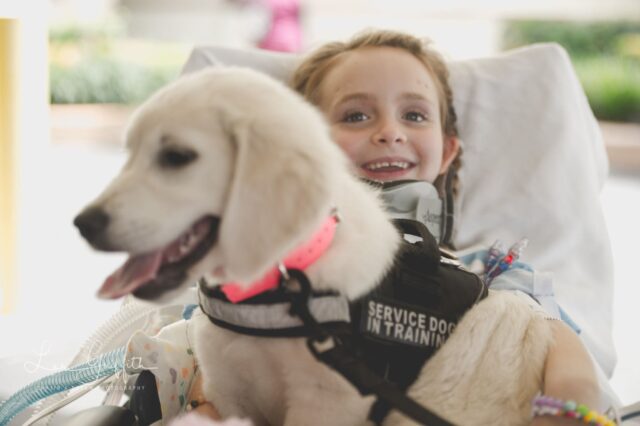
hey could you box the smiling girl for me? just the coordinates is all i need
[291,29,611,426]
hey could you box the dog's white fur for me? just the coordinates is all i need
[80,68,554,425]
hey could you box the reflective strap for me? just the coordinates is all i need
[198,289,350,330]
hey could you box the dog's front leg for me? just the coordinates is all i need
[281,381,375,426]
[282,401,374,426]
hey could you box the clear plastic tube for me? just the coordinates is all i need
[0,347,126,425]
[29,288,196,425]
[31,297,157,425]
[23,376,112,426]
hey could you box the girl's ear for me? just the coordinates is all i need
[439,136,460,175]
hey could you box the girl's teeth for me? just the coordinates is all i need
[366,161,410,170]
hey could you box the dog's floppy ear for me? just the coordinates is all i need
[217,117,333,284]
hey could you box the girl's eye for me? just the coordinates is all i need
[342,112,369,123]
[404,111,426,122]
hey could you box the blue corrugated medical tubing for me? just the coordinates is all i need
[0,346,126,426]
[32,298,158,425]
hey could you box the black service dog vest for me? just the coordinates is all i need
[350,219,487,422]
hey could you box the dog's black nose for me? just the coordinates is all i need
[74,207,110,243]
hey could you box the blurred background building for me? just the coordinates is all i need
[45,0,640,130]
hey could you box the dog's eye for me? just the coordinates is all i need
[158,147,198,168]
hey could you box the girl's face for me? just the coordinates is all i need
[318,47,459,183]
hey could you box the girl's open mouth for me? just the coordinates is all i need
[360,159,416,181]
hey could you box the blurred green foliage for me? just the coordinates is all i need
[503,20,640,122]
[574,57,640,122]
[503,20,640,57]
[49,20,189,104]
[50,60,177,104]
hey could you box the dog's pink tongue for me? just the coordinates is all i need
[98,251,163,299]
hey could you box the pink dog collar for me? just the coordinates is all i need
[220,214,338,303]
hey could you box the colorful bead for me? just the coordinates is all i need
[584,411,596,422]
[577,404,589,416]
[531,395,616,426]
[564,400,577,411]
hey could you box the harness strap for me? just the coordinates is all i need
[198,281,350,337]
[286,269,456,426]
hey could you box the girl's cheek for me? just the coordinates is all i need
[331,128,367,163]
[330,130,352,151]
[337,143,358,160]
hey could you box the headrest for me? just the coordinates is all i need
[181,43,615,375]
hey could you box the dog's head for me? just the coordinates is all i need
[74,68,348,303]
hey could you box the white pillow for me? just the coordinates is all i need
[181,43,616,376]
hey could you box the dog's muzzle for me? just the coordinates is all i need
[74,210,220,300]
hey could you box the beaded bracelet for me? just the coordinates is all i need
[531,395,616,425]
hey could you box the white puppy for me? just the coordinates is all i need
[75,68,553,426]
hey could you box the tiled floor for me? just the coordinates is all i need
[1,106,639,424]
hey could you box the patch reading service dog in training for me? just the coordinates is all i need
[361,296,456,349]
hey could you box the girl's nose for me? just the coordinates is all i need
[371,118,406,144]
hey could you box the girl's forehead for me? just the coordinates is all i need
[320,47,440,107]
